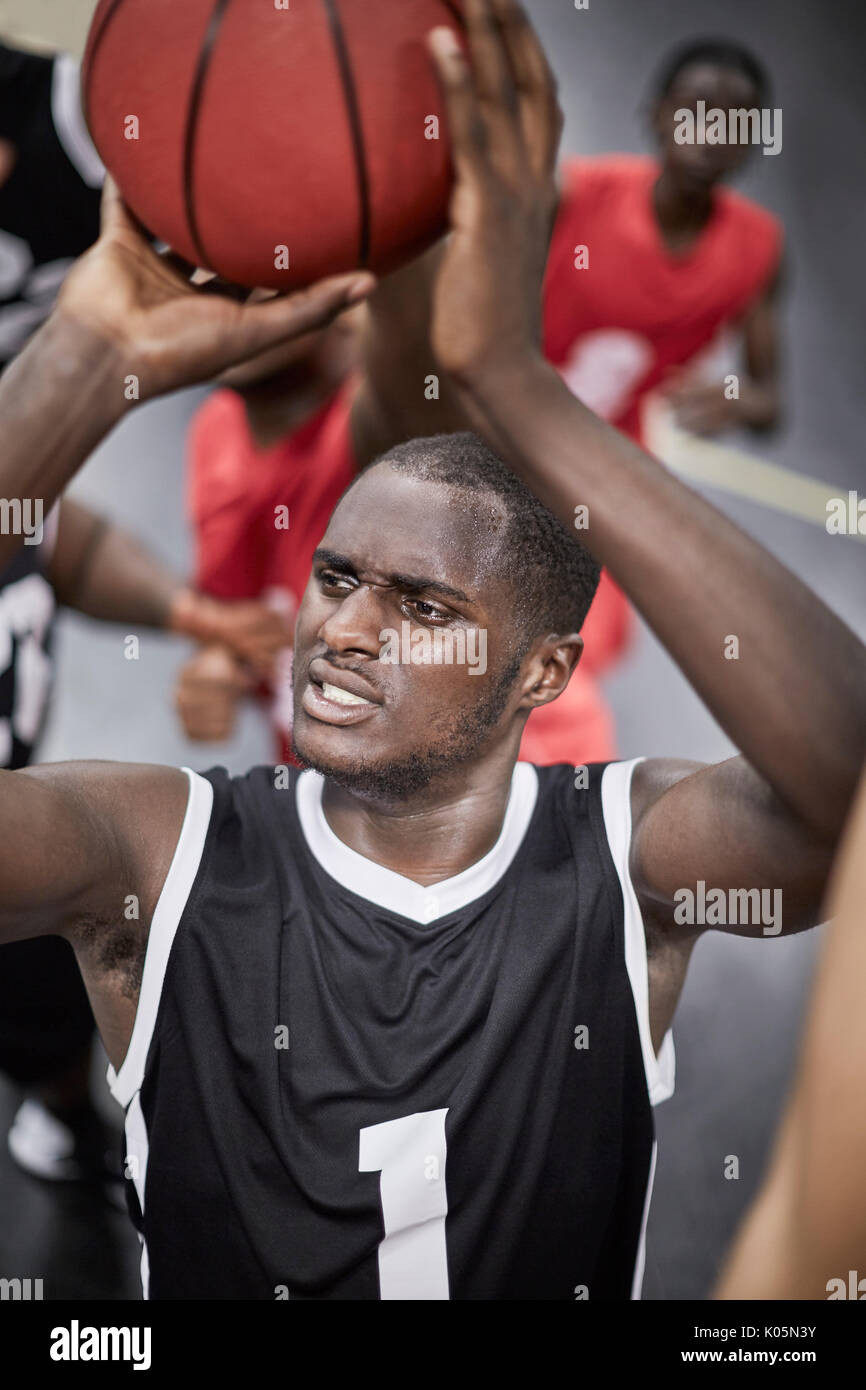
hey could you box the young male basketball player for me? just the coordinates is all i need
[0,0,862,1299]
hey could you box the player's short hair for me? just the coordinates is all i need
[380,432,601,655]
[653,37,770,108]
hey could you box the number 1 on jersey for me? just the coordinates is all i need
[359,1108,450,1300]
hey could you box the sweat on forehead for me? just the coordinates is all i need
[328,432,602,645]
[327,462,512,589]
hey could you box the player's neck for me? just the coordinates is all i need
[320,755,519,887]
[652,168,715,251]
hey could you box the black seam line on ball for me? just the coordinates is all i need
[437,0,467,29]
[183,0,235,268]
[81,0,131,135]
[321,0,371,268]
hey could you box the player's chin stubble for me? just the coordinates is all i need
[291,659,521,801]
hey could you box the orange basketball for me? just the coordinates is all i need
[83,0,465,289]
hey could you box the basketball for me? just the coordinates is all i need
[82,0,465,289]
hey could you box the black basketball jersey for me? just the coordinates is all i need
[108,758,675,1301]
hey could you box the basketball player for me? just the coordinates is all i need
[0,0,862,1299]
[716,761,866,1300]
[0,38,294,1186]
[545,37,783,443]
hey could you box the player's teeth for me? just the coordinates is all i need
[322,682,372,706]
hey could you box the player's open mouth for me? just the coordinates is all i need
[301,668,383,726]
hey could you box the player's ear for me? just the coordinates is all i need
[518,634,583,710]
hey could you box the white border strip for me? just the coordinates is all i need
[601,758,676,1107]
[107,768,214,1108]
[630,1140,658,1300]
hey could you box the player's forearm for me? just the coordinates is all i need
[354,247,468,467]
[61,519,182,629]
[59,525,271,653]
[0,313,125,571]
[467,354,866,841]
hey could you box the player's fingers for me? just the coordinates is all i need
[428,27,492,182]
[157,248,200,282]
[491,0,562,177]
[99,174,151,242]
[229,272,376,357]
[193,274,253,304]
[463,0,518,115]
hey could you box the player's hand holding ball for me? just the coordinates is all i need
[428,0,563,391]
[56,180,375,402]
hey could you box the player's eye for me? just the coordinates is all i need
[319,569,355,593]
[404,597,451,624]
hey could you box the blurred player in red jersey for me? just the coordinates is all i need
[545,37,783,441]
[180,37,783,767]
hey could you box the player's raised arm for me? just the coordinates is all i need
[427,0,866,923]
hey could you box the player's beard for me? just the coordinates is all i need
[292,656,521,800]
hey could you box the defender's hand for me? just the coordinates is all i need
[57,179,375,402]
[171,589,293,680]
[428,0,562,387]
[174,644,254,743]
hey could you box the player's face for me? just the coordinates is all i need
[291,465,528,798]
[654,63,760,188]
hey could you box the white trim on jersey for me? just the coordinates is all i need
[601,757,676,1107]
[106,768,213,1300]
[296,762,540,924]
[107,769,213,1109]
[630,1140,658,1301]
[51,54,105,189]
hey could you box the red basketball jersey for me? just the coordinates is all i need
[543,155,783,441]
[187,383,619,767]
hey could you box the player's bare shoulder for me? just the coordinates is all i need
[16,760,190,1066]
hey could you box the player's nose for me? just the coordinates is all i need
[317,585,387,659]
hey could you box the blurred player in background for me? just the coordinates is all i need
[545,36,784,442]
[0,40,291,1186]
